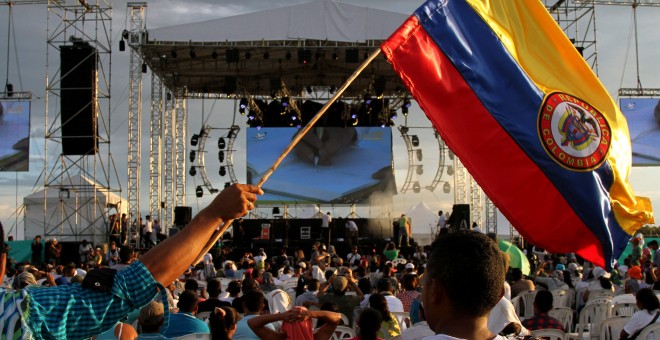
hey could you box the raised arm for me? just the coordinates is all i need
[309,309,341,340]
[140,184,262,286]
[247,310,296,340]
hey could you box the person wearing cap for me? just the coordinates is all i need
[396,274,420,313]
[582,266,614,303]
[318,268,364,325]
[405,262,417,275]
[137,301,167,339]
[0,183,262,339]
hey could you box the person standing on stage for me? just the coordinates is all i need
[321,212,332,245]
[398,214,411,247]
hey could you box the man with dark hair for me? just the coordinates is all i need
[510,267,535,298]
[198,279,231,312]
[164,290,210,338]
[222,280,242,304]
[423,231,507,339]
[234,290,274,340]
[377,277,404,313]
[521,290,563,331]
[396,274,420,313]
[232,276,260,313]
[650,240,660,266]
[111,245,135,271]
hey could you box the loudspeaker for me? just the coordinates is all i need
[60,42,98,155]
[448,204,471,231]
[174,206,192,226]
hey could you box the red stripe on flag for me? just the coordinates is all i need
[383,16,604,265]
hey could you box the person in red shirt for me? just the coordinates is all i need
[396,274,420,313]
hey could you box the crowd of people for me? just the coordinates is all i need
[2,183,657,340]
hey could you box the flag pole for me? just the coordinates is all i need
[191,48,383,265]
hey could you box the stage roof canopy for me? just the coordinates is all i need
[138,0,410,98]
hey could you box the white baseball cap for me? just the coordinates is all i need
[405,263,415,270]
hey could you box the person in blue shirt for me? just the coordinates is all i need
[234,290,275,340]
[0,184,263,339]
[163,290,210,338]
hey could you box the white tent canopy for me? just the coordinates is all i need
[406,201,439,237]
[148,0,408,43]
[23,175,126,243]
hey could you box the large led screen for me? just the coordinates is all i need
[620,98,660,166]
[0,101,30,171]
[247,127,395,203]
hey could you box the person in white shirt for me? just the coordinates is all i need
[621,288,660,339]
[321,212,332,245]
[377,278,404,313]
[144,215,155,248]
[345,220,358,247]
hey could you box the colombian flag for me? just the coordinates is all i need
[382,0,654,269]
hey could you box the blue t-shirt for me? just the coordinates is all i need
[233,314,275,340]
[162,312,209,338]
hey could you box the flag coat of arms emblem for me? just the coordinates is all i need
[381,0,654,268]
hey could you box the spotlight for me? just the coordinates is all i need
[171,49,177,58]
[122,30,129,40]
[400,126,409,134]
[189,166,197,176]
[332,52,338,60]
[245,51,252,59]
[298,49,311,64]
[448,150,454,160]
[166,92,172,101]
[189,150,196,162]
[363,93,372,105]
[443,182,451,194]
[196,186,203,197]
[141,63,148,73]
[411,135,419,147]
[239,97,248,114]
[189,48,196,58]
[272,207,280,214]
[285,51,292,60]
[306,86,313,94]
[416,165,423,175]
[329,85,336,93]
[263,51,270,59]
[413,181,421,193]
[224,182,231,188]
[416,149,423,161]
[210,188,219,194]
[247,110,256,121]
[211,49,218,59]
[218,151,225,162]
[447,165,454,176]
[218,137,226,150]
[5,83,13,97]
[402,99,411,115]
[219,166,226,177]
[190,134,199,146]
[119,39,126,52]
[281,97,289,107]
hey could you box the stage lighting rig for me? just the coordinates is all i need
[196,186,204,197]
[190,134,199,146]
[218,137,226,150]
[189,150,196,162]
[189,166,197,176]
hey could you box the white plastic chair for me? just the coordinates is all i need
[196,311,211,321]
[392,311,411,331]
[338,313,349,326]
[332,326,355,340]
[530,328,566,340]
[552,288,575,309]
[565,301,611,339]
[391,258,407,267]
[511,295,522,318]
[519,290,537,320]
[638,322,660,339]
[611,302,638,317]
[548,306,574,332]
[587,289,614,302]
[611,294,636,306]
[599,315,630,340]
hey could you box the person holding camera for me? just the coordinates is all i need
[318,267,364,325]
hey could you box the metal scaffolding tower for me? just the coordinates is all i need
[173,91,187,207]
[41,0,119,243]
[149,72,162,225]
[544,0,599,72]
[125,2,146,248]
[469,174,483,229]
[485,197,497,234]
[161,90,175,232]
[453,157,467,204]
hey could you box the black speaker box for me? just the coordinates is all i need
[174,206,192,226]
[60,42,98,155]
[448,204,471,231]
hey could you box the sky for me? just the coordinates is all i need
[0,0,659,239]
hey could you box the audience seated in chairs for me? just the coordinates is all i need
[369,293,401,339]
[621,288,660,339]
[349,308,382,340]
[234,290,273,340]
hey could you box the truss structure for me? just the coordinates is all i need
[38,0,120,244]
